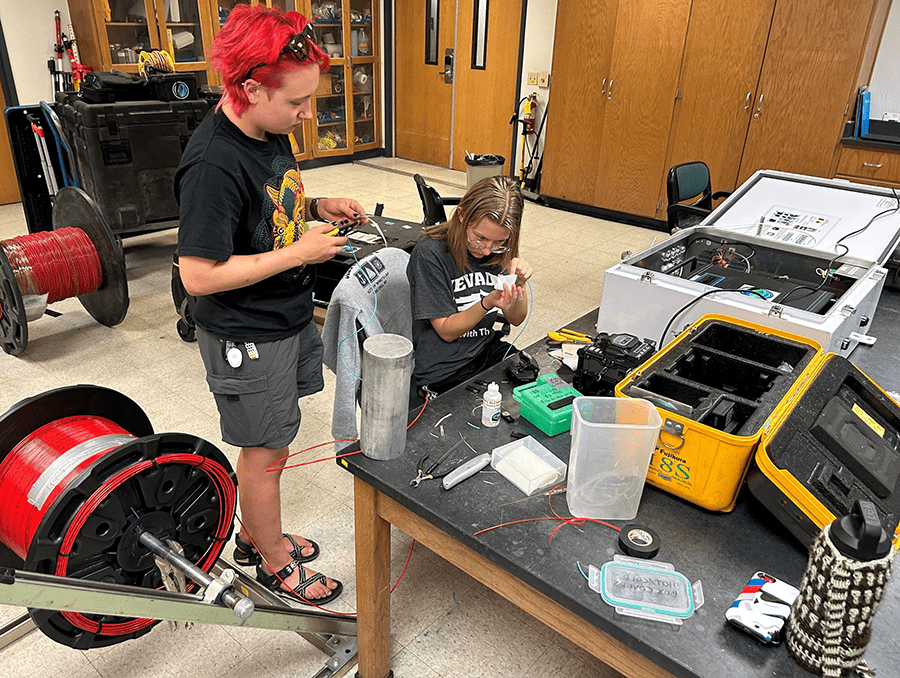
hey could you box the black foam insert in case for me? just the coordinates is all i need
[748,355,900,547]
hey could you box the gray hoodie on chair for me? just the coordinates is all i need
[322,247,413,448]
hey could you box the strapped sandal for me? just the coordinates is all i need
[233,533,320,566]
[255,560,343,606]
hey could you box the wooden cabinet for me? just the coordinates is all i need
[542,0,892,224]
[541,0,691,218]
[308,0,381,159]
[592,0,692,216]
[70,0,382,163]
[658,0,775,211]
[68,0,217,88]
[540,0,618,206]
[835,145,900,188]
[735,0,882,185]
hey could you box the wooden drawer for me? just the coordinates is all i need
[836,145,900,186]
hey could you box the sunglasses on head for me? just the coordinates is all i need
[242,23,319,83]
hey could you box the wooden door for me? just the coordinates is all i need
[657,0,775,218]
[395,0,456,166]
[737,0,877,184]
[540,0,618,205]
[0,85,20,205]
[451,0,522,172]
[592,0,692,218]
[395,0,522,170]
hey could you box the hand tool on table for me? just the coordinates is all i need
[410,435,467,487]
[442,453,491,490]
[547,328,592,343]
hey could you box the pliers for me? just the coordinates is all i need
[409,436,465,487]
[547,328,592,343]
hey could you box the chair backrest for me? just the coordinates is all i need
[666,161,714,231]
[413,173,448,225]
[667,161,712,209]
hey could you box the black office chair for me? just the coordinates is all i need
[666,162,732,233]
[413,173,461,225]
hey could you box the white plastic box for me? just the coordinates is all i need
[491,436,566,496]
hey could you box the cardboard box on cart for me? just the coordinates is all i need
[614,314,900,547]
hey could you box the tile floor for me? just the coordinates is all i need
[0,157,662,678]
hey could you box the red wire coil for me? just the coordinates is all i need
[0,415,236,638]
[0,228,102,303]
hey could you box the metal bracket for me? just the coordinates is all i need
[840,304,857,317]
[768,305,783,318]
[658,418,686,451]
[640,271,654,283]
[849,332,877,346]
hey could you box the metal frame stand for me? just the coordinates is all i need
[0,559,358,678]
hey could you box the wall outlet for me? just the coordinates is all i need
[537,72,549,88]
[527,72,537,85]
[883,112,900,123]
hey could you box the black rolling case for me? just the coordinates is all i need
[57,95,209,235]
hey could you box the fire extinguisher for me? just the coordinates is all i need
[522,92,538,135]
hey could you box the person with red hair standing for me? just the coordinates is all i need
[175,5,362,605]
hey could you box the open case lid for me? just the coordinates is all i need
[757,353,900,541]
[701,170,900,268]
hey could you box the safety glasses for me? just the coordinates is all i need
[466,233,509,254]
[243,23,319,83]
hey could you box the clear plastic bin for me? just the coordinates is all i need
[567,397,662,520]
[491,436,566,496]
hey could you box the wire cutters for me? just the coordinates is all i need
[547,328,592,343]
[410,437,465,487]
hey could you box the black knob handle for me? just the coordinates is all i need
[829,500,892,561]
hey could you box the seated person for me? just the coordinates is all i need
[407,175,532,397]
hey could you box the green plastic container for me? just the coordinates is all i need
[512,374,582,436]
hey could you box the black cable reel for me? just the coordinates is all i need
[0,385,237,648]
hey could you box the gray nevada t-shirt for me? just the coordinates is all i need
[407,236,502,387]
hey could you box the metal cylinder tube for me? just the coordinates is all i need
[360,334,414,460]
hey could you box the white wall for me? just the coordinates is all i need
[869,1,900,119]
[514,0,557,186]
[0,2,73,105]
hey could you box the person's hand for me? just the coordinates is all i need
[483,283,526,313]
[509,258,532,288]
[317,197,368,225]
[289,222,348,265]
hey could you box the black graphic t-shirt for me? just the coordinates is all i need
[407,236,502,387]
[175,110,315,341]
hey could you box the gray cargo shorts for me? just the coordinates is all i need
[197,321,325,450]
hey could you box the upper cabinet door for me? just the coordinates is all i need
[737,0,877,184]
[540,0,619,205]
[659,0,776,212]
[592,0,693,218]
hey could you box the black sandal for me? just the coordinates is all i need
[233,533,320,566]
[255,560,343,606]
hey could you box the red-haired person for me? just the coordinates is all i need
[175,5,361,605]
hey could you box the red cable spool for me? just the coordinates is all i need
[0,187,129,356]
[0,385,237,649]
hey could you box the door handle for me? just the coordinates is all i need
[754,93,764,118]
[601,78,607,96]
[607,79,614,101]
[439,48,454,84]
[862,162,883,169]
[744,92,752,110]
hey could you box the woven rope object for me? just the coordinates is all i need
[786,524,894,677]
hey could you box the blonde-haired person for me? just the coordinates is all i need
[407,175,532,397]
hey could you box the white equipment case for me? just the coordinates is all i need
[597,170,900,356]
